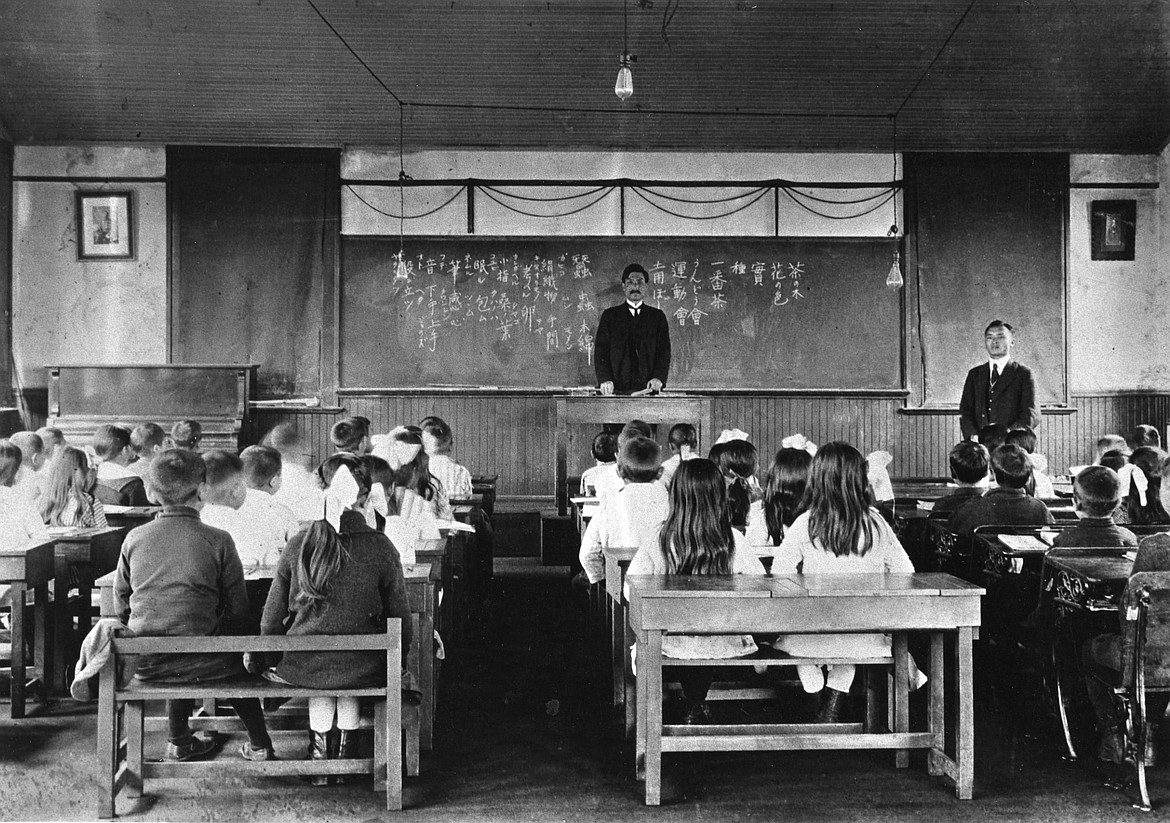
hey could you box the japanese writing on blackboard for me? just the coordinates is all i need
[393,251,809,356]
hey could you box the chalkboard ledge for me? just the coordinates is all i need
[898,405,1077,416]
[339,387,912,398]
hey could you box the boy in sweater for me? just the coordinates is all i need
[1051,466,1138,548]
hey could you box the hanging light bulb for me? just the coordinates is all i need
[885,248,904,289]
[393,250,409,284]
[615,53,634,101]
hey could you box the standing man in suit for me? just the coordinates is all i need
[595,263,672,395]
[959,320,1041,440]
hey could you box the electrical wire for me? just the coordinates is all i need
[629,186,771,220]
[480,185,613,203]
[634,185,768,204]
[346,185,465,219]
[786,187,895,205]
[780,187,896,220]
[478,186,617,218]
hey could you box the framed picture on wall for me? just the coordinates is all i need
[1090,199,1136,261]
[76,191,135,260]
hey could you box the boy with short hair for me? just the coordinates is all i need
[579,436,669,584]
[9,431,45,504]
[931,441,990,520]
[170,419,203,451]
[1005,427,1056,499]
[34,426,65,464]
[977,423,1009,454]
[1129,424,1161,451]
[659,423,698,488]
[113,449,273,762]
[1097,434,1130,460]
[420,415,473,499]
[201,450,295,570]
[580,431,618,496]
[93,424,150,506]
[1051,466,1138,548]
[594,419,655,503]
[129,422,167,481]
[950,444,1055,540]
[263,422,324,522]
[330,416,371,456]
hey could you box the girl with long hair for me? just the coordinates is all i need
[260,453,412,783]
[39,446,107,527]
[772,442,917,722]
[627,458,766,723]
[709,436,762,539]
[757,447,813,571]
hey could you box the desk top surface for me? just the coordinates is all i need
[627,572,983,599]
[1044,553,1134,583]
[47,525,124,541]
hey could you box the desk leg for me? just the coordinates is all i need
[956,626,975,799]
[420,610,434,751]
[611,598,624,707]
[53,569,71,695]
[635,634,646,780]
[33,583,49,706]
[893,633,909,769]
[9,582,27,719]
[644,631,663,806]
[928,632,945,776]
[125,700,144,798]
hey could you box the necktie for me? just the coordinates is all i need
[631,306,640,318]
[991,363,1000,391]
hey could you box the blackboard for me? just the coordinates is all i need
[340,237,902,390]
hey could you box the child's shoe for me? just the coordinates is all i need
[165,733,220,761]
[305,730,332,787]
[333,729,359,784]
[239,741,276,761]
[681,700,711,725]
[814,688,847,723]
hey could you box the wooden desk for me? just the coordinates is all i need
[602,546,639,713]
[102,506,161,529]
[1,540,55,718]
[1043,552,1133,613]
[555,395,713,515]
[50,526,126,694]
[403,562,440,754]
[626,572,984,805]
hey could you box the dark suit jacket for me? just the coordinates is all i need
[96,474,151,507]
[958,359,1040,440]
[594,303,671,393]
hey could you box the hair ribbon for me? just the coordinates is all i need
[322,464,361,530]
[1118,463,1149,507]
[371,437,422,470]
[715,428,751,445]
[781,433,818,456]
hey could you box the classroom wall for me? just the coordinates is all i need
[11,146,168,395]
[1067,153,1169,392]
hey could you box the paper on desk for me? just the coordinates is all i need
[436,519,475,534]
[1039,529,1060,545]
[916,500,935,512]
[102,505,132,514]
[997,534,1049,552]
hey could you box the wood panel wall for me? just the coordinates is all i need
[247,392,1170,499]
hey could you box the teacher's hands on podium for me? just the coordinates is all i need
[599,381,615,396]
[647,378,663,393]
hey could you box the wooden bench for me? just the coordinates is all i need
[96,621,407,818]
[626,573,984,805]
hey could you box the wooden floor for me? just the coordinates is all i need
[1,566,1168,821]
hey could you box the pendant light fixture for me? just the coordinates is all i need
[393,106,409,284]
[615,0,635,101]
[885,115,904,289]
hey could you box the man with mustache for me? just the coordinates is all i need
[594,263,672,395]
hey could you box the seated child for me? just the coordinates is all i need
[1099,449,1130,473]
[1122,447,1170,526]
[129,423,167,481]
[201,450,295,570]
[1082,533,1170,763]
[580,431,618,497]
[931,441,990,520]
[0,440,49,549]
[240,444,300,542]
[658,423,698,489]
[1005,428,1055,499]
[627,458,766,723]
[38,446,107,528]
[1051,466,1137,548]
[330,416,371,456]
[9,431,45,504]
[758,447,814,573]
[34,427,65,464]
[372,428,450,560]
[949,444,1055,541]
[113,449,273,762]
[708,435,763,543]
[1129,424,1162,451]
[93,424,150,507]
[260,454,412,779]
[420,415,473,499]
[1098,434,1130,460]
[170,419,203,451]
[977,422,1009,454]
[262,422,325,523]
[773,442,922,722]
[579,436,669,585]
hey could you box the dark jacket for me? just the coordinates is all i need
[929,487,986,520]
[114,506,248,681]
[594,303,671,393]
[958,359,1040,440]
[1050,516,1138,548]
[261,510,412,689]
[96,474,151,507]
[949,486,1055,539]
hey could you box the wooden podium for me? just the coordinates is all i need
[554,394,713,515]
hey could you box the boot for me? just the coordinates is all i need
[814,688,847,724]
[333,729,359,784]
[1096,725,1125,765]
[305,729,332,786]
[681,700,711,725]
[1143,722,1160,766]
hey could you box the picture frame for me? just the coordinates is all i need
[77,191,135,260]
[1090,199,1136,261]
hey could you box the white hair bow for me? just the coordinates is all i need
[866,450,894,502]
[323,464,361,530]
[1027,452,1049,475]
[1118,463,1149,507]
[371,428,422,470]
[367,482,390,517]
[781,434,818,456]
[715,428,751,445]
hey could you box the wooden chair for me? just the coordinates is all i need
[1094,571,1170,811]
[96,620,411,818]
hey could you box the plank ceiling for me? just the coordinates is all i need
[1,0,1167,152]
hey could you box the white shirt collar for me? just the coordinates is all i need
[626,300,644,311]
[988,355,1011,371]
[97,461,137,480]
